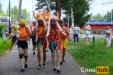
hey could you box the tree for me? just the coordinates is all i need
[72,0,92,27]
[35,0,93,27]
[0,3,5,16]
[6,6,29,21]
[103,11,113,22]
[10,6,18,21]
[21,8,28,20]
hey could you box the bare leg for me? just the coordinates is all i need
[62,48,66,61]
[51,52,56,69]
[43,47,46,65]
[24,49,28,68]
[37,45,42,65]
[56,50,62,73]
[18,48,25,72]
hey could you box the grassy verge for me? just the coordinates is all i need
[0,37,11,56]
[68,38,113,75]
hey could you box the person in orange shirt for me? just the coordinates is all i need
[35,19,47,69]
[17,19,30,72]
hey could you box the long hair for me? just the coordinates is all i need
[50,18,57,28]
[38,19,44,26]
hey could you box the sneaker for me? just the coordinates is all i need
[43,64,47,68]
[60,62,63,65]
[52,68,56,71]
[33,52,35,55]
[56,69,61,74]
[37,64,42,69]
[20,69,25,72]
[25,64,28,68]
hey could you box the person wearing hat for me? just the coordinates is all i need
[17,19,30,72]
[5,24,20,52]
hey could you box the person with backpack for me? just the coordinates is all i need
[5,24,20,52]
[46,18,66,74]
[17,19,30,72]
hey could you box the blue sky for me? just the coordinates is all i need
[0,0,113,16]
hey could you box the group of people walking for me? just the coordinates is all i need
[8,9,70,74]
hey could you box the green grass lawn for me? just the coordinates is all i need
[68,38,113,75]
[0,37,11,56]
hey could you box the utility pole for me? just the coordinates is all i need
[9,0,11,34]
[18,0,22,22]
[55,0,61,18]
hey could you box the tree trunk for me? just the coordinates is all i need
[45,0,51,12]
[55,0,61,19]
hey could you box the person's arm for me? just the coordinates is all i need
[56,11,59,20]
[46,19,50,37]
[33,11,36,19]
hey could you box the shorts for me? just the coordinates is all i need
[85,31,91,38]
[61,39,68,48]
[31,36,36,46]
[37,38,44,47]
[17,40,28,49]
[49,41,62,52]
[12,36,17,44]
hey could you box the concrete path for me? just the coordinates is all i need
[0,44,87,75]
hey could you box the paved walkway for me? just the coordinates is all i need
[0,44,87,75]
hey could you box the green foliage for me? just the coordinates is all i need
[0,37,11,55]
[0,3,5,16]
[91,9,113,21]
[21,8,28,20]
[0,3,3,14]
[92,29,104,34]
[72,0,92,27]
[6,6,29,21]
[35,0,93,27]
[0,23,5,37]
[68,39,113,75]
[10,6,18,21]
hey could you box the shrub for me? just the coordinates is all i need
[92,29,104,34]
[0,23,5,37]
